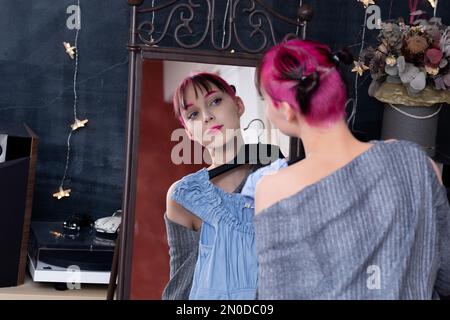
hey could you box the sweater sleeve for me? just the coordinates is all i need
[434,183,450,298]
[161,213,200,300]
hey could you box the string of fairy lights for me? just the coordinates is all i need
[53,0,88,200]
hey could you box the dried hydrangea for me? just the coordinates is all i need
[379,22,403,52]
[405,35,429,55]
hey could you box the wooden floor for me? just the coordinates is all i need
[0,273,108,300]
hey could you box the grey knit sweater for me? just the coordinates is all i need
[162,213,200,300]
[255,140,450,299]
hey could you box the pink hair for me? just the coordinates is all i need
[257,39,347,126]
[172,72,236,127]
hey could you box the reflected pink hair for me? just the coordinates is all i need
[257,39,347,126]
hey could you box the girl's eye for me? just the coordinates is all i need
[211,98,222,106]
[188,111,198,120]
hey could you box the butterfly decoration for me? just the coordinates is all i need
[71,118,89,131]
[63,42,76,59]
[53,186,71,200]
[358,0,375,9]
[351,60,370,76]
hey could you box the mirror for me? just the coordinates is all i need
[117,0,311,300]
[129,59,290,299]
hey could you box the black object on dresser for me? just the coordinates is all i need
[28,221,115,285]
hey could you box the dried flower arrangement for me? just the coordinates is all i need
[362,16,450,98]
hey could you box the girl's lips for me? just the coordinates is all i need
[208,125,224,134]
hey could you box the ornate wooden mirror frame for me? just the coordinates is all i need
[117,0,313,299]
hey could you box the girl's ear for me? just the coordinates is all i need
[235,96,246,117]
[280,101,296,122]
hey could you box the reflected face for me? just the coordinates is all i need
[181,83,245,148]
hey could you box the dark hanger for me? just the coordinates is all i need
[287,155,304,166]
[208,143,284,179]
[287,138,305,166]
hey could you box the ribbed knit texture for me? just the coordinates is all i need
[254,140,450,300]
[162,213,200,300]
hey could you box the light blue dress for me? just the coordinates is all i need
[171,168,257,299]
[171,160,288,300]
[241,158,288,198]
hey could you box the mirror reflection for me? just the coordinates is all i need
[130,60,289,299]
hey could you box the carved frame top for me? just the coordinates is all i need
[128,0,313,58]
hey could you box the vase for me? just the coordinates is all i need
[381,103,442,157]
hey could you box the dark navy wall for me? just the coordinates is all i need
[0,1,129,221]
